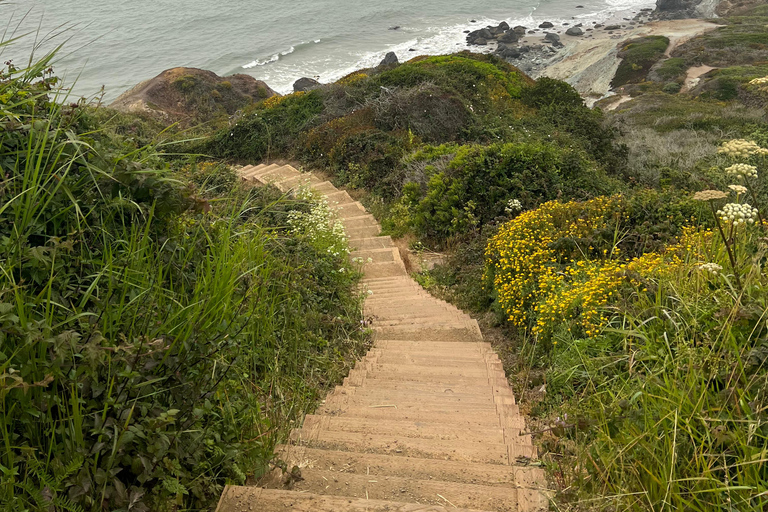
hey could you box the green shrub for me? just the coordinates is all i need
[655,57,688,81]
[612,36,670,87]
[405,142,619,242]
[662,81,682,94]
[0,46,365,512]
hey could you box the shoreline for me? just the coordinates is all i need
[529,17,722,103]
[466,12,722,105]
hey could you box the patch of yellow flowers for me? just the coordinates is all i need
[485,196,621,328]
[338,72,368,86]
[487,196,710,338]
[261,91,305,110]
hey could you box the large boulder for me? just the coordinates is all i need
[566,26,584,36]
[293,77,321,92]
[467,27,494,45]
[539,21,554,28]
[513,25,527,36]
[109,67,277,125]
[496,44,522,59]
[544,32,561,44]
[379,51,399,67]
[497,30,520,44]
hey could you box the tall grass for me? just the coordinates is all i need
[0,41,365,511]
[484,180,768,510]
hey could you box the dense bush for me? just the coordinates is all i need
[612,36,670,87]
[1,50,365,511]
[393,142,619,242]
[203,53,625,199]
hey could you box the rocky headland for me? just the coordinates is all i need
[110,67,277,125]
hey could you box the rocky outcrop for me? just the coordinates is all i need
[379,52,399,67]
[293,77,321,92]
[110,67,277,125]
[654,0,720,18]
[467,21,528,46]
[544,32,563,47]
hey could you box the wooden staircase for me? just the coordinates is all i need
[216,163,548,512]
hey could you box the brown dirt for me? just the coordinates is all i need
[216,164,550,512]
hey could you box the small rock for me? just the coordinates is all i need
[544,32,561,44]
[513,25,527,35]
[498,21,510,31]
[379,51,399,67]
[566,26,584,36]
[576,4,584,7]
[293,77,320,92]
[389,26,400,30]
[539,21,554,28]
[604,24,621,30]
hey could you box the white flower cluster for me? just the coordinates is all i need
[698,262,723,275]
[717,202,759,225]
[726,163,758,179]
[351,256,374,264]
[505,199,523,214]
[287,187,350,259]
[728,184,748,195]
[719,139,768,158]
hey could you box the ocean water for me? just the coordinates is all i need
[5,0,654,102]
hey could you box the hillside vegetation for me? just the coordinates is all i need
[207,11,768,510]
[0,48,367,511]
[7,3,768,510]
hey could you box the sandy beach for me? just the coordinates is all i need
[489,15,722,105]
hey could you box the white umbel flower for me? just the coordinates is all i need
[728,184,748,195]
[698,262,723,275]
[726,163,758,180]
[717,203,759,225]
[505,199,523,214]
[719,139,768,158]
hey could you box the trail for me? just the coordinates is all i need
[215,163,548,512]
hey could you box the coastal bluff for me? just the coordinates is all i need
[110,67,277,124]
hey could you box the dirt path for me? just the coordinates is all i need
[215,164,548,512]
[605,94,633,111]
[681,64,717,93]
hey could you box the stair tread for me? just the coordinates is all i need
[228,163,546,512]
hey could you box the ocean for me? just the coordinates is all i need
[5,0,654,102]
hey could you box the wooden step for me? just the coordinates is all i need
[350,236,396,250]
[278,468,522,511]
[217,487,494,512]
[276,445,545,489]
[292,429,510,465]
[225,162,546,512]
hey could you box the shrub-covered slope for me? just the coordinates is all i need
[0,51,366,512]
